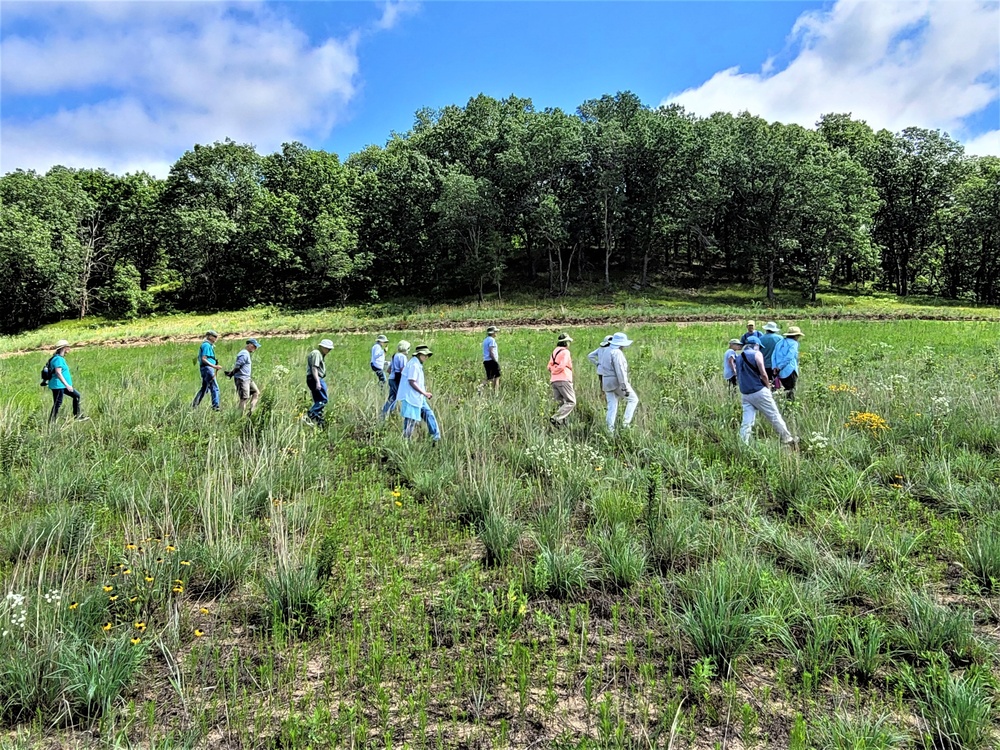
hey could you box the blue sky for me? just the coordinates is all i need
[2,1,997,176]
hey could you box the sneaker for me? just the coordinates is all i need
[301,416,317,428]
[75,416,91,422]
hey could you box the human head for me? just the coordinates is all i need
[729,338,742,349]
[609,332,633,348]
[318,338,334,355]
[557,333,573,347]
[763,322,779,333]
[746,320,756,332]
[486,326,498,336]
[206,330,219,342]
[785,326,804,339]
[55,339,70,355]
[745,336,762,348]
[414,345,433,361]
[376,334,388,346]
[246,338,260,352]
[397,340,411,353]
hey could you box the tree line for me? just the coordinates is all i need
[1,91,998,334]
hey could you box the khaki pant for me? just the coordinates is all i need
[740,387,793,444]
[550,381,576,424]
[234,378,260,411]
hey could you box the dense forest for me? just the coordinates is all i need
[1,92,998,334]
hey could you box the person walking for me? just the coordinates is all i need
[601,332,639,434]
[227,338,261,414]
[192,330,223,411]
[740,321,758,346]
[47,340,88,423]
[772,326,804,401]
[759,322,783,379]
[723,338,742,390]
[548,333,576,427]
[587,335,614,397]
[480,326,500,392]
[735,336,796,447]
[381,340,410,420]
[397,345,441,442]
[371,335,389,386]
[305,339,334,428]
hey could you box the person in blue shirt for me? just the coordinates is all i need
[735,336,795,447]
[480,326,500,392]
[192,330,223,411]
[226,338,260,414]
[739,321,758,346]
[772,326,804,400]
[380,340,410,420]
[371,335,389,386]
[48,339,88,423]
[759,322,783,379]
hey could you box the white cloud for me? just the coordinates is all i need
[0,2,385,176]
[963,129,1000,157]
[665,0,999,153]
[373,0,420,31]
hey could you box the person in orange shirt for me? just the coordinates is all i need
[547,333,576,427]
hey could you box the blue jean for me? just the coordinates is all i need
[192,366,220,410]
[381,375,401,418]
[307,375,328,425]
[371,363,387,385]
[403,404,440,441]
[50,387,82,422]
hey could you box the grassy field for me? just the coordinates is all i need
[0,320,998,749]
[4,285,1000,355]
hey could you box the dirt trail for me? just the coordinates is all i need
[2,311,997,358]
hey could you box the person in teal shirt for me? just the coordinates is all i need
[192,330,223,411]
[48,339,88,423]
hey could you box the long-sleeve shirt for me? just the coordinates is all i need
[548,347,573,382]
[772,338,800,379]
[371,344,386,370]
[601,347,631,393]
[233,349,252,379]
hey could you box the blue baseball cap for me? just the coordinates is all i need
[247,338,260,348]
[745,336,762,347]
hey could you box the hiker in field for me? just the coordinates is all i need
[381,340,410,420]
[601,332,639,434]
[772,326,804,401]
[740,320,758,346]
[480,326,500,392]
[547,333,576,427]
[371,335,389,387]
[723,338,742,390]
[734,335,796,447]
[587,334,614,398]
[226,338,260,414]
[304,339,334,428]
[759,322,783,383]
[46,340,88,423]
[397,345,441,442]
[192,330,223,412]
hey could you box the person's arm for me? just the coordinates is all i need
[408,372,432,399]
[489,344,498,363]
[754,350,771,388]
[54,366,73,392]
[587,349,600,366]
[612,350,630,391]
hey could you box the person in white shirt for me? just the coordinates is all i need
[397,345,441,442]
[370,335,389,387]
[587,335,614,401]
[601,332,639,434]
[480,326,500,392]
[722,338,741,391]
[381,340,410,420]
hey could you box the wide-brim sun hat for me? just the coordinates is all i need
[557,333,573,344]
[376,335,389,343]
[55,339,70,349]
[206,330,219,338]
[397,340,411,352]
[609,332,633,347]
[729,338,742,346]
[486,326,498,335]
[319,339,335,350]
[415,345,433,357]
[785,326,804,338]
[763,322,779,333]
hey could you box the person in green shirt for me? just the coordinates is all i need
[304,339,333,427]
[48,339,88,423]
[192,330,223,411]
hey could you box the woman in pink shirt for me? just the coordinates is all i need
[548,333,576,427]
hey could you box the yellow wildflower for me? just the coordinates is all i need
[130,637,142,645]
[68,601,79,610]
[194,629,205,638]
[125,543,137,551]
[102,622,113,631]
[102,585,114,592]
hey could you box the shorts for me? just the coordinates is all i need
[483,360,501,380]
[234,378,259,400]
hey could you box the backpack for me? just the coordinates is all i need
[39,356,56,387]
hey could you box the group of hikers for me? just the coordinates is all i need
[40,319,805,448]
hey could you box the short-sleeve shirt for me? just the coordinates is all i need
[723,349,737,379]
[371,344,385,370]
[199,341,217,367]
[390,352,407,375]
[48,355,71,390]
[483,336,497,362]
[397,357,426,408]
[759,332,783,369]
[739,331,757,345]
[233,349,251,380]
[307,349,326,379]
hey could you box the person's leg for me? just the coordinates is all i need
[752,389,794,443]
[68,389,82,418]
[235,379,248,411]
[209,372,220,411]
[247,381,260,414]
[739,397,758,444]
[50,389,63,423]
[553,382,576,423]
[621,387,639,427]
[306,376,327,425]
[403,417,417,439]
[421,404,441,441]
[381,377,399,418]
[193,367,213,407]
[605,390,620,433]
[783,371,798,401]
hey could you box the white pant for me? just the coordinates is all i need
[606,387,639,433]
[740,388,793,444]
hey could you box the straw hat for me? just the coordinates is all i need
[557,333,573,344]
[55,339,70,349]
[785,326,804,338]
[319,339,335,350]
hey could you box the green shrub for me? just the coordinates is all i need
[57,636,149,724]
[590,523,647,590]
[532,546,591,599]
